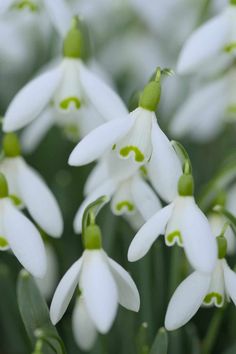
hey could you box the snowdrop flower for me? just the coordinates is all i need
[165,235,236,330]
[0,172,46,278]
[50,215,140,333]
[3,17,127,133]
[177,1,236,74]
[170,70,236,142]
[69,69,182,203]
[128,173,217,273]
[72,295,98,351]
[73,151,162,233]
[0,133,63,238]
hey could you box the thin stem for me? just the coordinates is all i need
[202,307,226,354]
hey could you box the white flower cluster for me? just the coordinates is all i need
[1,0,236,352]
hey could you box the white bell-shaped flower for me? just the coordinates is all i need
[3,17,127,133]
[0,134,63,238]
[73,151,162,233]
[128,174,217,273]
[0,173,46,278]
[177,2,236,74]
[50,224,140,333]
[165,253,236,330]
[72,295,98,351]
[209,213,236,255]
[69,70,182,203]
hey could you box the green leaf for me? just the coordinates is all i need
[149,327,168,354]
[137,322,149,354]
[17,269,66,354]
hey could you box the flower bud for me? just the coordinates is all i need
[0,173,9,198]
[84,224,102,250]
[3,133,21,157]
[63,17,83,58]
[217,235,227,259]
[178,174,194,196]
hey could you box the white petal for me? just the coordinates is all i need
[177,12,229,74]
[68,118,133,166]
[17,160,63,238]
[80,250,118,333]
[21,106,55,153]
[165,271,211,330]
[72,297,97,351]
[3,66,62,132]
[0,0,13,14]
[170,77,228,142]
[148,119,182,203]
[43,0,72,37]
[131,175,162,221]
[108,257,140,312]
[203,260,225,307]
[84,158,109,196]
[111,179,135,216]
[74,179,116,234]
[50,258,82,325]
[79,62,128,121]
[179,197,217,273]
[223,259,236,306]
[128,203,173,262]
[3,199,47,278]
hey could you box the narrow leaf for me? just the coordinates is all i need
[149,327,168,354]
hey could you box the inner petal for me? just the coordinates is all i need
[0,236,9,251]
[111,180,135,216]
[203,260,225,308]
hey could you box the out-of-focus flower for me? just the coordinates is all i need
[0,172,46,278]
[177,1,236,74]
[128,173,217,273]
[0,134,63,238]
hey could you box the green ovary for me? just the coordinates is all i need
[60,97,81,110]
[116,201,134,213]
[14,0,38,11]
[204,292,224,307]
[119,146,144,162]
[0,237,9,249]
[223,42,236,53]
[166,231,183,246]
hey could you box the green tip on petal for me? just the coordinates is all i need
[178,174,194,196]
[203,292,224,307]
[0,237,9,249]
[84,224,102,250]
[3,133,21,157]
[12,0,38,11]
[0,173,8,198]
[120,146,145,162]
[63,16,83,58]
[217,236,227,259]
[230,0,236,6]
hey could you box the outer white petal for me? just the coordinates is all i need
[74,179,116,234]
[43,0,72,37]
[3,66,63,132]
[80,250,118,333]
[21,106,55,153]
[79,62,128,121]
[17,160,63,238]
[179,198,217,273]
[177,12,229,74]
[0,0,13,14]
[84,159,109,196]
[131,175,161,221]
[50,258,82,325]
[170,77,228,142]
[223,259,236,306]
[165,271,211,330]
[148,119,182,203]
[3,199,47,278]
[108,257,140,312]
[68,118,133,166]
[128,203,174,262]
[72,297,97,351]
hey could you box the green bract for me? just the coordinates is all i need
[63,17,83,59]
[178,174,194,196]
[84,224,102,250]
[0,173,9,198]
[3,133,21,157]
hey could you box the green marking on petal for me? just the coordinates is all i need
[140,165,148,177]
[9,194,22,206]
[120,146,145,163]
[166,231,183,247]
[112,144,116,150]
[116,201,135,213]
[203,292,224,307]
[223,42,236,53]
[227,105,236,114]
[12,0,38,11]
[0,237,9,250]
[60,97,81,110]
